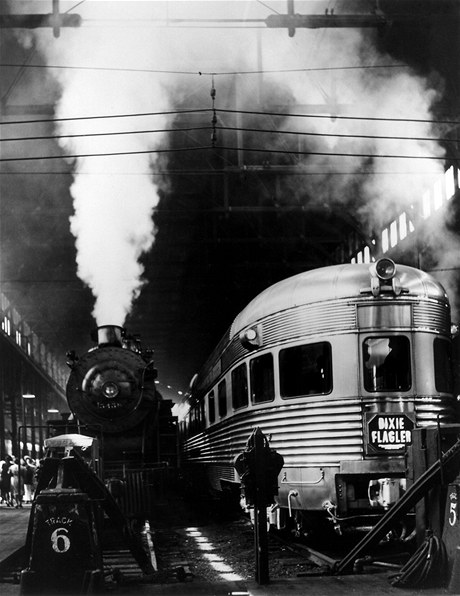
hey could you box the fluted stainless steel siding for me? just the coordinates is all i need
[182,400,364,468]
[413,300,450,329]
[197,296,450,395]
[262,301,357,344]
[414,397,457,424]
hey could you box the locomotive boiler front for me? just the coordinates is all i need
[66,325,158,433]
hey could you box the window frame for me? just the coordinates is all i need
[250,352,275,404]
[433,337,453,393]
[208,391,215,424]
[362,335,411,393]
[279,341,333,399]
[218,379,227,418]
[231,362,249,410]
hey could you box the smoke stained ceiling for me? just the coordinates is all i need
[0,0,459,400]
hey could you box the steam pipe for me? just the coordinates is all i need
[97,325,123,347]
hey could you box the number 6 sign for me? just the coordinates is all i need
[51,527,71,553]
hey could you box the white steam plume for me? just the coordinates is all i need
[30,1,175,326]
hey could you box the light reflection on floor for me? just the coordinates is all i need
[184,526,249,585]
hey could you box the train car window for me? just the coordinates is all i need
[279,343,332,398]
[189,407,196,435]
[200,399,205,427]
[250,353,275,403]
[191,406,197,433]
[193,403,204,433]
[363,336,411,392]
[434,338,453,393]
[208,391,215,424]
[218,380,227,418]
[232,363,248,409]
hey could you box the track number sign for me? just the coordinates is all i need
[51,527,71,553]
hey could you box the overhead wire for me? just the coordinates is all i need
[0,62,409,76]
[0,124,456,145]
[0,145,454,163]
[1,52,38,106]
[256,0,281,15]
[65,1,87,14]
[2,107,458,127]
[1,170,443,177]
[2,56,457,166]
[0,108,211,126]
[216,108,460,127]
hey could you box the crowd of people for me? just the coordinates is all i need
[0,454,38,508]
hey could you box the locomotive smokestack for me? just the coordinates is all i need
[97,325,123,347]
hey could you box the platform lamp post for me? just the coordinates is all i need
[18,393,35,501]
[22,393,35,457]
[47,407,59,448]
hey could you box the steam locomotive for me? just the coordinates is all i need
[46,325,177,517]
[65,324,175,466]
[177,258,458,536]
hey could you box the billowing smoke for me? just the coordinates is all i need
[16,1,458,321]
[260,27,446,220]
[28,2,175,326]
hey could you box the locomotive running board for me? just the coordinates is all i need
[333,432,460,575]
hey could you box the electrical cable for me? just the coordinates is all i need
[390,530,448,589]
[0,124,455,145]
[217,108,460,127]
[0,126,214,143]
[2,108,458,127]
[0,144,454,163]
[1,170,443,177]
[0,109,212,127]
[0,62,409,76]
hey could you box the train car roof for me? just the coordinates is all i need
[230,262,448,337]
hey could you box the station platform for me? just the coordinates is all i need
[0,504,454,595]
[0,504,29,574]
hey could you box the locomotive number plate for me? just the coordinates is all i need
[366,413,414,453]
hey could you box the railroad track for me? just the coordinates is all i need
[0,513,414,590]
[270,531,339,571]
[268,525,414,578]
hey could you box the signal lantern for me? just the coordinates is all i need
[375,258,397,281]
[234,428,284,507]
[369,258,402,297]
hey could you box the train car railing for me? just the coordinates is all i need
[104,463,176,519]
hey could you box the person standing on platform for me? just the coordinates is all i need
[23,456,36,504]
[10,456,26,508]
[1,455,13,506]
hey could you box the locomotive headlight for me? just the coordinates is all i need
[375,258,396,281]
[102,381,120,399]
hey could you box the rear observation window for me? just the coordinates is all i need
[363,336,411,392]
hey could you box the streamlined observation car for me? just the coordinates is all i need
[178,259,457,535]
